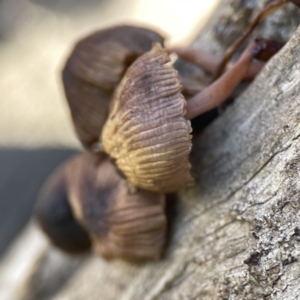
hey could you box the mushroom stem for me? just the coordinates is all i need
[225,39,284,81]
[215,0,290,78]
[171,47,266,81]
[185,40,261,120]
[171,47,220,75]
[227,60,265,82]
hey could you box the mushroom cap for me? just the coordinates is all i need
[35,164,92,254]
[62,25,165,148]
[65,152,166,261]
[102,43,194,193]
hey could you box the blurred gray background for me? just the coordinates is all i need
[0,0,219,256]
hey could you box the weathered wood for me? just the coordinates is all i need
[53,2,300,299]
[1,1,300,299]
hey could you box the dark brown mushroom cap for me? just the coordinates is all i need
[62,25,165,148]
[102,43,194,193]
[65,152,166,261]
[35,165,92,254]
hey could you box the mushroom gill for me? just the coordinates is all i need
[102,43,194,193]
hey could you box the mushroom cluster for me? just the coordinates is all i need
[36,25,167,261]
[35,0,300,261]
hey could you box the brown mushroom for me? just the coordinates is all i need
[101,38,272,193]
[35,164,92,254]
[102,43,193,192]
[36,152,166,260]
[62,25,165,149]
[101,0,298,193]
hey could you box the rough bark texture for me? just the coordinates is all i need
[1,1,300,299]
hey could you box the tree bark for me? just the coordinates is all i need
[2,1,300,299]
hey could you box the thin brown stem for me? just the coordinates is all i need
[172,38,283,104]
[185,41,261,120]
[226,60,265,81]
[215,0,289,78]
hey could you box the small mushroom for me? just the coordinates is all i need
[62,25,165,149]
[102,43,193,192]
[35,164,92,254]
[101,39,270,193]
[65,152,166,260]
[101,0,296,193]
[36,152,166,260]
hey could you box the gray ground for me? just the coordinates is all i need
[0,149,77,255]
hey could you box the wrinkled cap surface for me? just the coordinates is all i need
[62,25,165,148]
[65,152,166,261]
[102,44,194,193]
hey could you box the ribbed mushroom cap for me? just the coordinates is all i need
[102,43,194,193]
[62,25,165,148]
[35,164,92,255]
[65,152,166,261]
